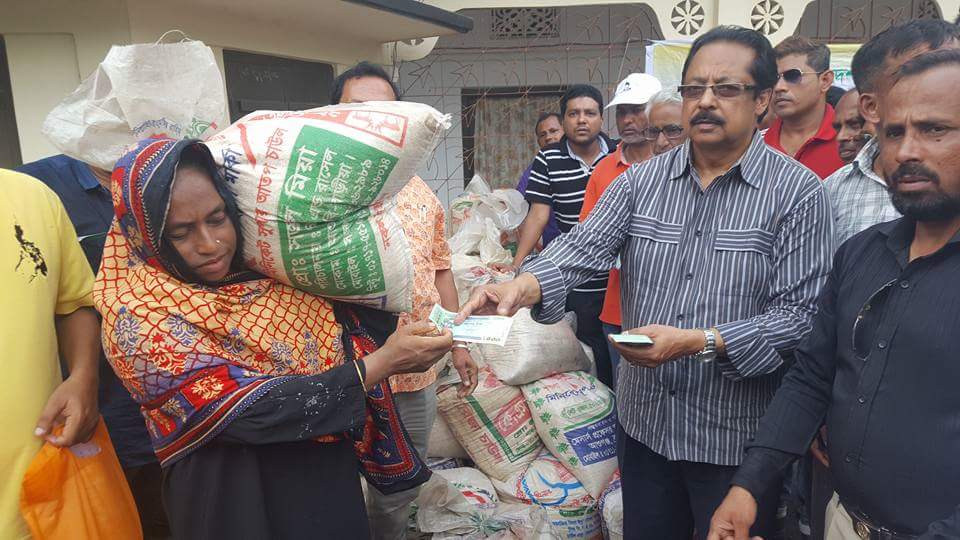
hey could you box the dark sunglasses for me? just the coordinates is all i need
[777,68,826,84]
[677,83,756,100]
[643,125,684,141]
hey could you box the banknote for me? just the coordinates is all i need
[428,304,514,346]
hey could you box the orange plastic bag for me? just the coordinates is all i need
[19,418,143,540]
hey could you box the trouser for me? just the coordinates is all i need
[602,322,622,390]
[824,494,862,540]
[619,425,781,540]
[811,458,834,540]
[124,462,171,540]
[366,383,437,540]
[567,290,613,388]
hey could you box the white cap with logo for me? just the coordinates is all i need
[606,73,663,109]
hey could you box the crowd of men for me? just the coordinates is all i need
[458,17,960,540]
[2,15,959,540]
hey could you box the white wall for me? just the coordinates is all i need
[5,34,82,163]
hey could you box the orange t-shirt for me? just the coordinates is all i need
[579,143,630,327]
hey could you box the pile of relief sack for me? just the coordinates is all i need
[413,180,624,540]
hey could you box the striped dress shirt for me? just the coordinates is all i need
[521,132,834,465]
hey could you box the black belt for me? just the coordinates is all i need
[845,505,916,540]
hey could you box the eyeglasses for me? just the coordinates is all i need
[643,125,684,141]
[677,83,756,100]
[777,68,826,84]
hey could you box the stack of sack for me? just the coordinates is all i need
[414,178,623,538]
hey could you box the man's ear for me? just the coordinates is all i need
[859,92,880,125]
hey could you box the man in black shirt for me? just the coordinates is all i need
[708,49,960,540]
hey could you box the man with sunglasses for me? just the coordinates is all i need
[579,72,662,388]
[456,26,832,539]
[709,47,960,540]
[764,36,844,179]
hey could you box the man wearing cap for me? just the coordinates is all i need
[579,73,662,389]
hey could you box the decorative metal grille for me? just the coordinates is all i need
[490,8,560,40]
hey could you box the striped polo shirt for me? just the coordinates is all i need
[524,133,616,293]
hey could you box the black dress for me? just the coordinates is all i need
[162,305,399,540]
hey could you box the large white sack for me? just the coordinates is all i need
[598,470,622,540]
[428,414,471,460]
[448,217,512,266]
[521,372,617,499]
[42,39,227,171]
[416,470,547,539]
[452,255,513,305]
[437,368,544,482]
[450,175,528,236]
[206,101,449,312]
[482,309,592,385]
[491,451,603,540]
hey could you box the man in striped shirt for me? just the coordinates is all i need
[458,26,833,539]
[508,84,617,386]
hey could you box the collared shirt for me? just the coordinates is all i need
[517,163,561,247]
[522,132,833,465]
[580,142,633,326]
[16,155,156,468]
[525,134,615,293]
[823,138,901,245]
[391,176,452,393]
[734,218,960,537]
[765,104,845,180]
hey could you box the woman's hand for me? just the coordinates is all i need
[362,322,453,389]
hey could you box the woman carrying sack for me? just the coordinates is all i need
[95,138,452,538]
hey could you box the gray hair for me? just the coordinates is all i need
[645,89,682,116]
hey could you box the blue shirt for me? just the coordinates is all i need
[522,133,834,465]
[17,155,156,468]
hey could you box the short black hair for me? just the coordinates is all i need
[330,61,401,105]
[826,85,846,108]
[535,112,560,132]
[895,47,960,82]
[851,19,960,94]
[681,25,777,94]
[775,35,830,72]
[559,85,603,117]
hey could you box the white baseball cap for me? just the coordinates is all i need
[606,73,663,109]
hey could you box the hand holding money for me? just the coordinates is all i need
[362,322,453,388]
[454,273,542,324]
[429,305,514,346]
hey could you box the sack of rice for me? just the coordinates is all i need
[437,368,544,482]
[428,414,471,460]
[206,101,450,312]
[482,309,592,386]
[491,451,603,540]
[416,470,548,539]
[521,372,617,499]
[598,470,623,540]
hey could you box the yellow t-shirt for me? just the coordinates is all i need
[0,169,94,539]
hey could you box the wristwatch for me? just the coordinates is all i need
[694,329,717,363]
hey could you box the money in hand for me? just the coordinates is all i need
[428,304,514,346]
